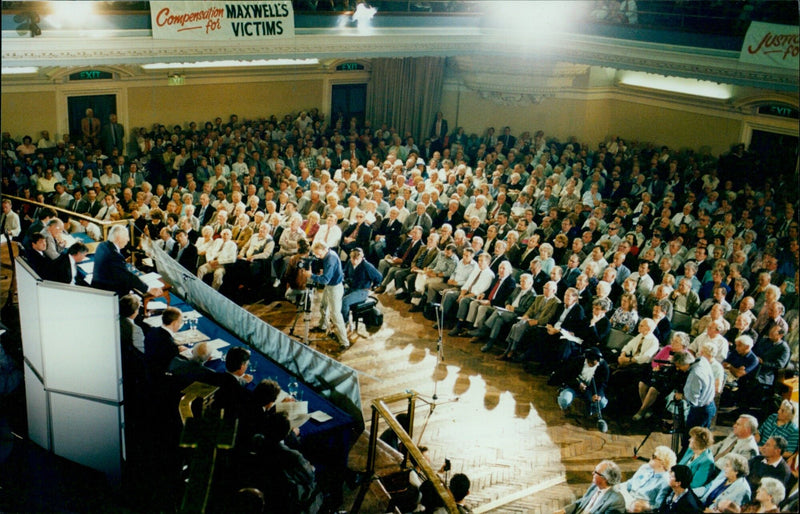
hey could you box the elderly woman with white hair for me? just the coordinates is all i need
[532,242,555,275]
[718,476,785,513]
[617,445,677,512]
[696,453,751,511]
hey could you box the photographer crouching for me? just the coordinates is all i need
[309,241,350,348]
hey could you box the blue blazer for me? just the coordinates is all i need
[678,448,715,489]
[696,475,751,510]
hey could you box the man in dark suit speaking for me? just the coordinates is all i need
[93,224,162,298]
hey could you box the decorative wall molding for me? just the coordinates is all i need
[475,91,556,106]
[2,28,797,92]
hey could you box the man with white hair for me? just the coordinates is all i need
[93,224,162,298]
[710,414,760,461]
[197,228,237,290]
[618,318,660,367]
[678,341,718,445]
[167,342,217,389]
[556,460,625,514]
[689,319,729,362]
[42,218,68,260]
[609,318,660,399]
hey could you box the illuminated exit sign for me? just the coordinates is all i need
[69,70,113,81]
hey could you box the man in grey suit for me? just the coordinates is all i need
[557,460,626,514]
[469,273,537,352]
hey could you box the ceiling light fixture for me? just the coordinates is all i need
[619,71,732,100]
[142,59,319,70]
[2,67,39,75]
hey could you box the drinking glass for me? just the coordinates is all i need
[287,380,299,398]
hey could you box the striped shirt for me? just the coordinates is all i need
[758,413,799,452]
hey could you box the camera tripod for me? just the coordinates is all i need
[288,284,322,345]
[633,396,685,460]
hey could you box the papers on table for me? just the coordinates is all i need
[181,310,202,320]
[178,339,229,359]
[204,338,230,352]
[276,400,310,429]
[140,272,165,290]
[143,315,163,328]
[141,257,154,268]
[309,410,333,423]
[173,329,210,346]
[146,299,168,312]
[78,261,94,274]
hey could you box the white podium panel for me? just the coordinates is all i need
[24,362,49,451]
[49,392,123,478]
[38,282,121,402]
[16,259,43,375]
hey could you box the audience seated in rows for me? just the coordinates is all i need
[6,107,798,513]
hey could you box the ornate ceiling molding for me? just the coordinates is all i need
[450,56,590,96]
[2,28,796,92]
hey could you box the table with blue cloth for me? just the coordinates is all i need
[166,294,356,472]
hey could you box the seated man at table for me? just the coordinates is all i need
[241,411,323,514]
[167,342,218,390]
[241,379,301,449]
[119,294,145,354]
[144,306,187,379]
[93,224,162,298]
[214,346,253,419]
[24,233,50,278]
[49,242,90,286]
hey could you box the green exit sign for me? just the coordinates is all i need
[69,70,113,81]
[336,62,364,71]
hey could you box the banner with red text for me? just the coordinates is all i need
[740,21,799,70]
[150,1,294,40]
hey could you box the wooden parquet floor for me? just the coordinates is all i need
[245,292,677,513]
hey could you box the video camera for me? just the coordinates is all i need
[296,256,315,270]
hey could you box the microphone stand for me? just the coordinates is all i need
[413,301,459,445]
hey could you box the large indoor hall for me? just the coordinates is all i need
[1,1,798,513]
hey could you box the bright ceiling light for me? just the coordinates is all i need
[141,59,319,70]
[348,2,377,35]
[619,71,732,99]
[352,3,377,23]
[46,1,96,29]
[486,1,583,34]
[2,67,39,75]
